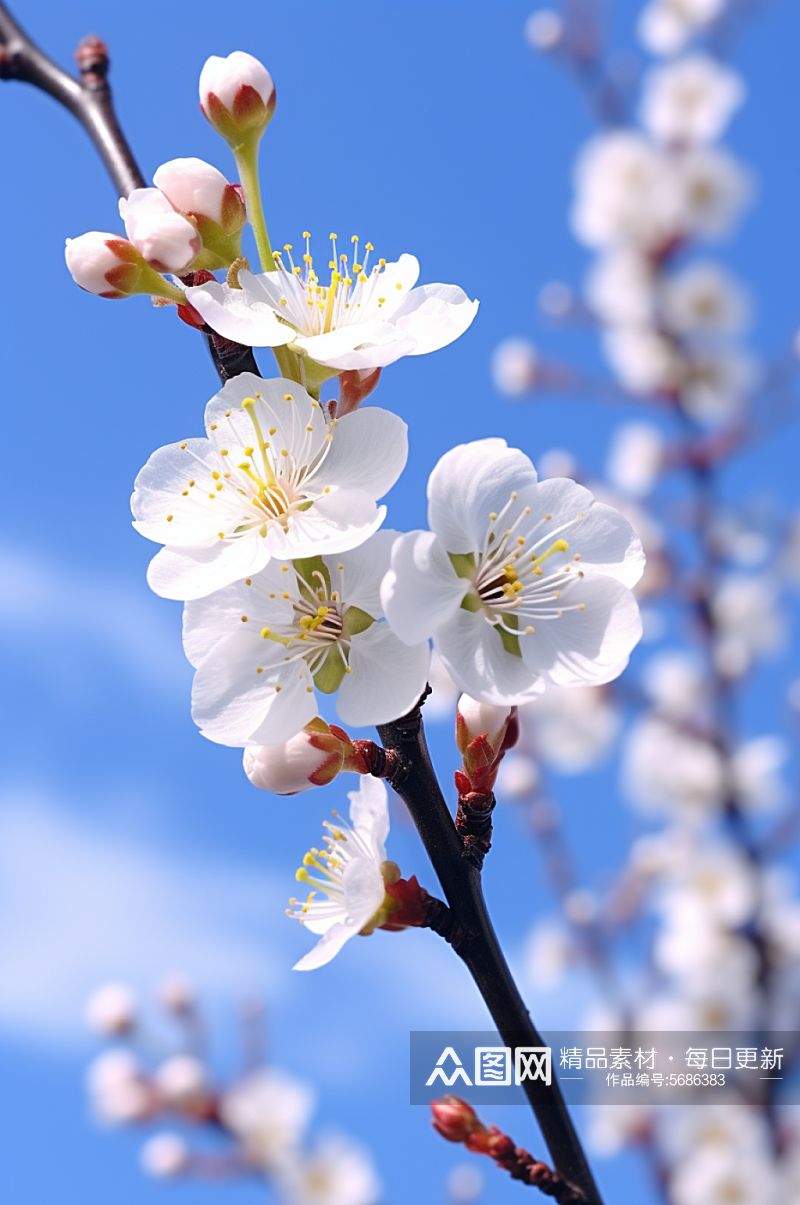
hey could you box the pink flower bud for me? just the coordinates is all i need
[120,188,201,274]
[456,696,514,756]
[243,719,351,794]
[199,51,276,145]
[65,231,149,297]
[430,1096,482,1144]
[153,158,245,235]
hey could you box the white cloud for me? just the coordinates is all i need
[0,545,188,699]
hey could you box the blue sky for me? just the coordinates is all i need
[1,1,798,1203]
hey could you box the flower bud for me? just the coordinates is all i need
[65,232,148,298]
[243,718,353,794]
[455,696,518,795]
[199,51,276,146]
[431,1096,482,1144]
[85,981,137,1034]
[141,1133,190,1179]
[154,1055,209,1112]
[456,696,514,756]
[154,159,247,268]
[120,188,201,274]
[336,367,382,417]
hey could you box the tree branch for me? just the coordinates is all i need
[0,3,144,197]
[378,700,603,1205]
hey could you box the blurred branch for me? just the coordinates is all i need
[377,699,602,1205]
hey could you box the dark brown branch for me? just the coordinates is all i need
[378,699,603,1205]
[0,4,144,197]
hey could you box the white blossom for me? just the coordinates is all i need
[491,338,538,396]
[277,1135,381,1205]
[640,54,744,146]
[606,423,665,498]
[154,1055,208,1111]
[603,326,682,395]
[517,685,620,773]
[711,575,784,676]
[681,345,758,425]
[186,242,478,373]
[219,1068,314,1171]
[638,0,726,58]
[585,249,656,327]
[623,716,725,819]
[382,440,644,706]
[85,982,137,1035]
[660,261,750,336]
[288,777,396,971]
[571,132,680,250]
[140,1133,190,1178]
[132,373,407,601]
[523,919,572,989]
[153,158,233,227]
[184,530,429,746]
[642,650,707,721]
[157,973,196,1014]
[675,146,753,238]
[670,1144,780,1205]
[525,10,564,51]
[731,736,788,812]
[86,1050,153,1125]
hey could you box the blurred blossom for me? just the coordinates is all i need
[537,447,579,480]
[640,54,744,146]
[670,1145,779,1205]
[638,0,727,58]
[86,1050,153,1125]
[539,280,574,317]
[674,146,753,239]
[446,1162,485,1203]
[157,972,196,1014]
[681,346,758,426]
[603,326,682,395]
[655,843,757,927]
[140,1132,190,1178]
[642,651,707,721]
[660,261,750,336]
[85,982,137,1036]
[563,888,599,925]
[219,1068,315,1172]
[495,751,540,799]
[657,1103,772,1164]
[517,685,620,774]
[711,576,784,676]
[524,9,564,52]
[277,1135,381,1205]
[730,736,788,812]
[154,1055,209,1113]
[606,422,665,498]
[585,248,656,327]
[623,716,725,819]
[523,919,572,989]
[589,1104,652,1156]
[491,337,538,395]
[572,132,680,250]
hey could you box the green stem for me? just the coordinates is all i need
[234,140,272,273]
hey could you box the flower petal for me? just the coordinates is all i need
[392,283,479,355]
[434,607,545,706]
[317,407,408,500]
[293,920,357,971]
[525,478,646,587]
[427,439,539,553]
[331,529,400,619]
[182,564,291,667]
[147,536,269,601]
[380,530,468,646]
[132,438,223,547]
[185,277,295,347]
[336,623,430,727]
[275,493,387,560]
[294,327,418,372]
[347,776,390,853]
[519,574,643,686]
[191,629,317,746]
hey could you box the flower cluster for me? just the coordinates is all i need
[62,49,647,772]
[84,978,380,1205]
